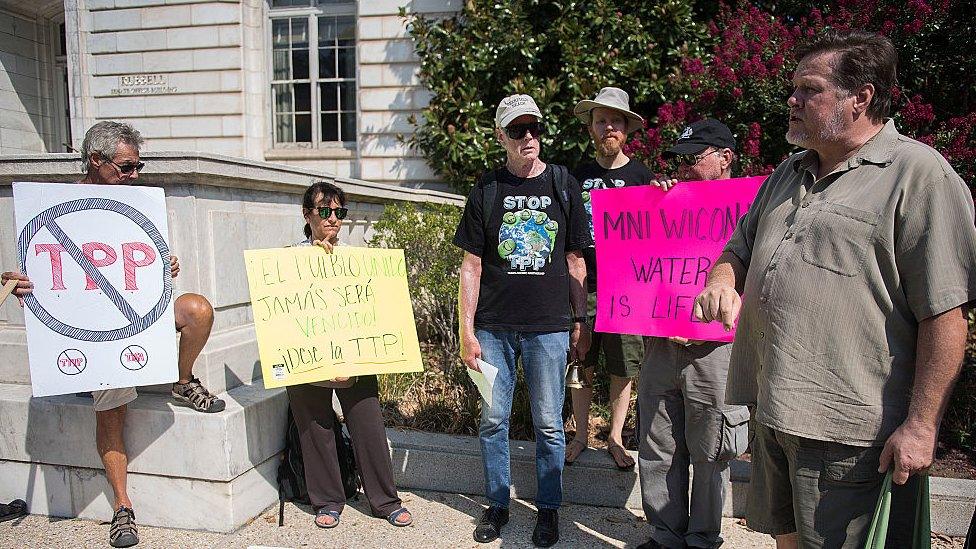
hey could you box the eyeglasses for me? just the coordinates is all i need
[504,122,544,140]
[676,149,720,167]
[315,206,349,220]
[103,156,145,175]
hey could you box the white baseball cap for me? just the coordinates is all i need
[495,94,543,128]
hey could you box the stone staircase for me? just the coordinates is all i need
[0,331,290,532]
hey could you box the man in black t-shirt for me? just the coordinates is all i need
[453,94,591,548]
[567,87,653,471]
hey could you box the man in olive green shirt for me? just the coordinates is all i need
[695,30,976,548]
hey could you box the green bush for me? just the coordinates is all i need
[402,0,709,194]
[624,0,976,188]
[369,202,463,370]
[368,202,480,433]
[942,310,976,456]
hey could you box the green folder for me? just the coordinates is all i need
[864,471,931,549]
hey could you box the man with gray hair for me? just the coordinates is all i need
[454,94,591,547]
[1,120,224,548]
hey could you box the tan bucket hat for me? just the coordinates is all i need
[573,87,644,133]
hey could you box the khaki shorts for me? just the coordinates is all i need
[583,293,643,378]
[92,387,138,412]
[748,421,922,545]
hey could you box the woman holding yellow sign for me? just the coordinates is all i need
[286,181,413,530]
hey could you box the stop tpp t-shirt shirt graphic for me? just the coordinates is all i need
[13,182,178,397]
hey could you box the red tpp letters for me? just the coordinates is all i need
[35,241,158,291]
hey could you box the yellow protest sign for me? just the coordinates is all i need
[243,246,424,388]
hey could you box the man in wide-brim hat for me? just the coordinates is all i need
[564,87,653,473]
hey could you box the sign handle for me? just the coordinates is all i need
[0,279,17,307]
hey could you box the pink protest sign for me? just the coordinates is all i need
[591,176,765,342]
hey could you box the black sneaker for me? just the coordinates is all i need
[532,508,559,547]
[172,377,225,413]
[109,506,138,548]
[636,539,665,549]
[0,499,27,523]
[473,506,509,543]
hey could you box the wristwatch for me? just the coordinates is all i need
[571,315,588,325]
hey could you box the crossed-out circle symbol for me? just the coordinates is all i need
[57,349,87,375]
[120,344,149,370]
[17,198,172,342]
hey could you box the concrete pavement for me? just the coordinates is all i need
[1,489,769,549]
[1,489,967,549]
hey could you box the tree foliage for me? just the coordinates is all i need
[403,0,709,194]
[625,0,976,189]
[403,0,976,457]
[368,202,462,370]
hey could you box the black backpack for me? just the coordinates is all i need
[277,407,359,526]
[480,164,572,232]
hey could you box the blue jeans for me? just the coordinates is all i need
[476,328,569,510]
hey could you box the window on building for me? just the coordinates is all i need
[52,20,72,152]
[269,1,357,147]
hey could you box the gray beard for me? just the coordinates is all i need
[787,102,847,148]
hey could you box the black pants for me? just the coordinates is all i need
[965,505,976,549]
[286,376,401,516]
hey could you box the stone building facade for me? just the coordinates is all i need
[0,0,461,190]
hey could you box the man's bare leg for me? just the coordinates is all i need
[776,533,799,549]
[95,406,131,510]
[606,374,636,469]
[607,374,634,448]
[173,293,214,384]
[567,367,596,462]
[171,293,224,413]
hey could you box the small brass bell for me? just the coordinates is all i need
[565,359,585,389]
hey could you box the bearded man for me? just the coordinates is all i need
[565,87,653,470]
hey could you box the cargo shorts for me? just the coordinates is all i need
[92,387,138,412]
[583,292,643,378]
[748,421,922,547]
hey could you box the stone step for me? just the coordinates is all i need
[386,429,976,537]
[0,455,278,533]
[0,323,261,396]
[387,429,665,511]
[0,380,287,481]
[0,379,289,532]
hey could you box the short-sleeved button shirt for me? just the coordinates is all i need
[723,120,976,446]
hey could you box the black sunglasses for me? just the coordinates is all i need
[504,122,544,140]
[675,149,720,167]
[105,157,145,175]
[315,206,348,220]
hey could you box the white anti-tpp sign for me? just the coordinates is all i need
[14,182,178,397]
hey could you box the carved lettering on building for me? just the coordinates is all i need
[110,74,177,95]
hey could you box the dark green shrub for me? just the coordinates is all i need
[369,202,463,370]
[368,202,480,434]
[402,0,709,194]
[942,310,976,457]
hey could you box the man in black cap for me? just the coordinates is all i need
[666,118,737,182]
[637,118,750,549]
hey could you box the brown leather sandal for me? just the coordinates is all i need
[608,443,635,471]
[564,439,587,465]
